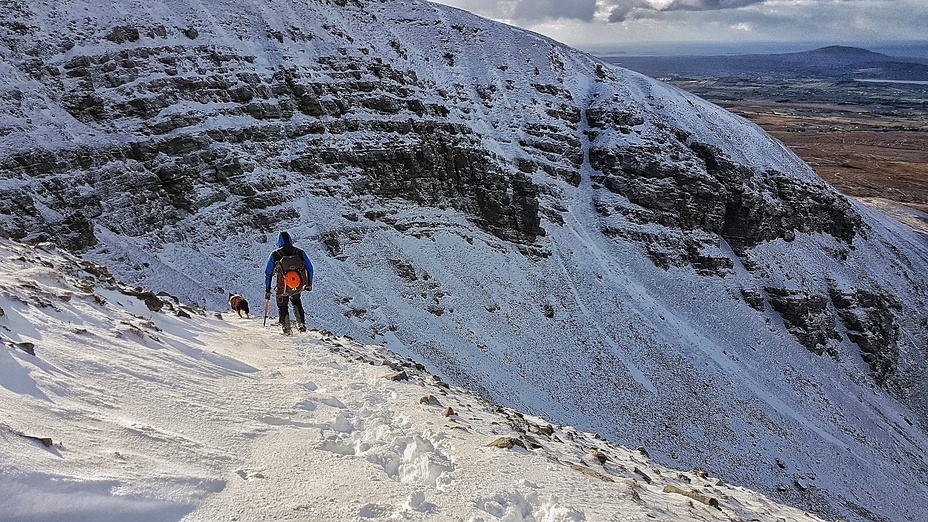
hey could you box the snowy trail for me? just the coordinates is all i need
[184,321,624,520]
[177,321,825,522]
[190,323,468,520]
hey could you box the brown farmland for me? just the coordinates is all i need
[717,99,928,214]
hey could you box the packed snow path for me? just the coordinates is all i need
[0,240,825,521]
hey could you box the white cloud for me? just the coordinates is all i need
[432,0,597,22]
[512,0,598,22]
[606,0,766,22]
[429,0,928,52]
[432,0,517,20]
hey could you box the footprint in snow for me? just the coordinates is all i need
[235,469,266,481]
[359,502,393,518]
[317,396,347,408]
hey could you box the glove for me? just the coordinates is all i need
[307,282,312,292]
[265,288,271,300]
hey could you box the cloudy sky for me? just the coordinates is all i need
[429,0,928,55]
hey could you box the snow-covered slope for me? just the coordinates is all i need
[0,237,828,521]
[2,1,928,521]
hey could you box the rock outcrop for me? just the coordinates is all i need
[829,287,901,385]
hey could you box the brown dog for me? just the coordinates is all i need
[228,293,250,318]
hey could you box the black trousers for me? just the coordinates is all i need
[277,293,305,329]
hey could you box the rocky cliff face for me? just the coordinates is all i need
[1,7,548,248]
[2,2,928,521]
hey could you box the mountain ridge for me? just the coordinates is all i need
[606,44,928,81]
[801,45,889,56]
[2,1,928,521]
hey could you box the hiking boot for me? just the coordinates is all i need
[297,322,306,333]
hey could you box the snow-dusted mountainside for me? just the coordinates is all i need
[2,1,928,521]
[0,237,831,521]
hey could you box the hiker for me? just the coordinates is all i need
[264,231,314,335]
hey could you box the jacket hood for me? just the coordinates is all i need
[277,231,292,247]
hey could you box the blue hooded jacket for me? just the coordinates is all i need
[265,231,314,292]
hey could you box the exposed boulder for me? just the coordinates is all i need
[105,25,141,44]
[765,287,839,355]
[829,287,901,385]
[487,437,527,450]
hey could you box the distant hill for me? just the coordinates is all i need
[607,45,928,81]
[798,45,891,58]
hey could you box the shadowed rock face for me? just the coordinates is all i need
[589,140,862,256]
[829,288,902,386]
[765,287,840,355]
[319,138,545,242]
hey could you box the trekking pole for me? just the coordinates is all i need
[263,299,269,326]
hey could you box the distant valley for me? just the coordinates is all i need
[606,46,928,224]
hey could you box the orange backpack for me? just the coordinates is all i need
[277,253,308,296]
